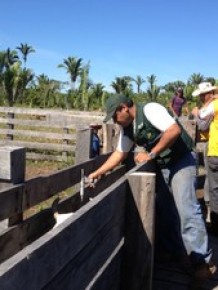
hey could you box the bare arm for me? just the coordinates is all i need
[135,123,181,163]
[168,101,177,116]
[88,150,129,179]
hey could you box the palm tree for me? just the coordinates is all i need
[205,77,216,85]
[146,74,160,101]
[111,76,132,95]
[36,74,53,107]
[4,48,19,68]
[78,63,92,110]
[131,75,145,93]
[17,68,35,104]
[16,43,35,67]
[1,49,20,106]
[188,73,205,87]
[163,81,186,94]
[58,56,83,90]
[90,83,105,109]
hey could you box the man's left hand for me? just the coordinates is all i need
[134,152,151,164]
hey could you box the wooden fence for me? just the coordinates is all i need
[0,151,156,290]
[0,116,207,289]
[0,107,105,161]
[0,107,199,163]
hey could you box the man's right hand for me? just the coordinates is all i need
[85,174,100,188]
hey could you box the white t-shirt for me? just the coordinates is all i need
[199,102,215,119]
[116,102,176,152]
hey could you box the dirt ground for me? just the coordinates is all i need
[25,160,69,180]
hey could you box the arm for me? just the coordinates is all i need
[135,103,181,163]
[184,104,189,116]
[88,150,128,179]
[168,98,177,116]
[192,106,211,131]
[135,123,181,163]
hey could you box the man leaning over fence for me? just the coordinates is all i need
[87,94,216,284]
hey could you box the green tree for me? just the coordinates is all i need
[146,74,160,101]
[205,77,216,85]
[16,43,35,67]
[131,75,146,93]
[188,73,205,86]
[111,76,132,95]
[58,56,83,90]
[89,83,105,109]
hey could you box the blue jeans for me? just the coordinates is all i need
[156,151,212,265]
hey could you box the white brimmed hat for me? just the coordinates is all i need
[192,82,217,97]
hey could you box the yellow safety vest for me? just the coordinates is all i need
[208,99,218,156]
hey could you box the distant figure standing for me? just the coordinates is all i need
[192,82,218,235]
[90,123,102,158]
[169,87,189,118]
[191,82,216,218]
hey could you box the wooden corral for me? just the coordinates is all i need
[0,118,217,290]
[0,153,156,290]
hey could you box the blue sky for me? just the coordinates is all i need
[1,0,218,91]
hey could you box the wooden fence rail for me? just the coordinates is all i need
[0,150,156,290]
[0,107,105,161]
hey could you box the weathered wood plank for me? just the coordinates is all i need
[121,168,156,290]
[0,209,56,264]
[90,249,122,290]
[0,166,126,263]
[0,177,127,290]
[57,166,126,213]
[0,140,75,152]
[0,185,23,221]
[0,154,111,221]
[75,128,92,164]
[0,147,25,184]
[0,129,76,141]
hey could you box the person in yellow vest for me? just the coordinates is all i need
[192,83,217,216]
[192,82,218,235]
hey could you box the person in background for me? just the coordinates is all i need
[87,94,216,282]
[90,123,102,158]
[168,87,189,118]
[191,82,217,219]
[192,82,218,236]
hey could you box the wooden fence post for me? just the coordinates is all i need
[75,128,92,164]
[121,171,156,290]
[6,112,14,140]
[0,146,26,228]
[102,124,119,153]
[62,127,69,161]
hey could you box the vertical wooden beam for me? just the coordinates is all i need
[121,172,156,290]
[102,124,120,153]
[0,146,26,227]
[75,128,92,164]
[62,127,69,161]
[6,112,14,141]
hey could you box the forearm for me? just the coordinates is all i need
[89,150,128,179]
[150,124,181,155]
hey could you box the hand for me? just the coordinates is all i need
[134,152,151,164]
[191,107,199,117]
[85,173,101,188]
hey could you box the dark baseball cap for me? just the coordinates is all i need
[103,94,130,122]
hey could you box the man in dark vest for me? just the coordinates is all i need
[88,94,216,281]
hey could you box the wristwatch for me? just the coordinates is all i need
[148,152,156,160]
